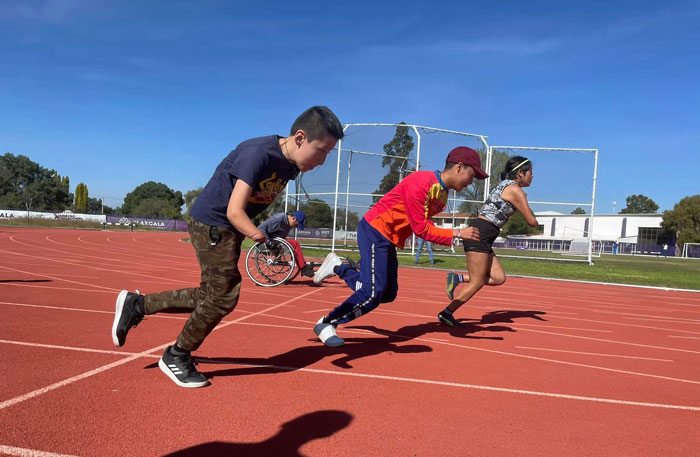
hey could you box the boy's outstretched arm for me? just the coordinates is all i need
[227,180,266,242]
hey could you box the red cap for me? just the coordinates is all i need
[446,146,488,179]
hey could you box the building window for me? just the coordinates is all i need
[637,227,662,247]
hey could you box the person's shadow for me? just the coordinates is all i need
[161,410,352,457]
[477,310,547,324]
[194,336,433,379]
[0,279,52,283]
[348,309,547,343]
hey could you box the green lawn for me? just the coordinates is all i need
[280,240,700,291]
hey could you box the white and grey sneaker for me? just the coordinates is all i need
[313,252,343,284]
[158,346,209,388]
[313,317,345,347]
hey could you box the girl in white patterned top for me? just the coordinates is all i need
[438,156,538,327]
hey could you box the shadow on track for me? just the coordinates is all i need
[161,410,352,457]
[348,309,547,343]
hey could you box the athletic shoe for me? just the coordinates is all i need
[300,263,316,277]
[112,290,144,347]
[313,252,343,284]
[344,256,359,270]
[313,317,345,347]
[446,272,460,300]
[158,346,209,388]
[438,311,462,327]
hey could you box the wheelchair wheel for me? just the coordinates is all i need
[245,237,299,287]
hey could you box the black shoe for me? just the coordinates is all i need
[158,346,209,388]
[344,257,359,270]
[112,290,144,347]
[300,263,315,277]
[438,311,462,327]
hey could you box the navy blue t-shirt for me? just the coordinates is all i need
[190,135,299,230]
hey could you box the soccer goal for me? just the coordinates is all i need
[284,123,489,255]
[480,145,599,265]
[681,243,700,259]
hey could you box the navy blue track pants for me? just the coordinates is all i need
[326,218,398,325]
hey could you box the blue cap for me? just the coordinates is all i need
[292,211,305,231]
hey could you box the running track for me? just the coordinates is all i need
[1,227,699,456]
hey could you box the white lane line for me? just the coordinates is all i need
[231,321,700,386]
[0,347,163,410]
[0,264,118,292]
[0,301,157,316]
[0,288,323,411]
[0,284,114,293]
[595,309,700,323]
[0,445,81,457]
[6,330,693,411]
[669,335,700,340]
[0,339,161,358]
[517,327,700,355]
[550,315,700,336]
[212,361,700,411]
[623,317,700,324]
[515,346,674,362]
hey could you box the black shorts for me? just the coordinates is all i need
[462,218,500,254]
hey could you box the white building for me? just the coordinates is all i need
[534,212,664,244]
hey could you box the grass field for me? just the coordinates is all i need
[278,240,700,291]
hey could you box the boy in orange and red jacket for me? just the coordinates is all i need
[311,147,488,347]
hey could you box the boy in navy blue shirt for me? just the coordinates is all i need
[111,106,343,388]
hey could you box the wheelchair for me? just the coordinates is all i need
[244,237,300,287]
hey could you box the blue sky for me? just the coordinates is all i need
[1,0,699,213]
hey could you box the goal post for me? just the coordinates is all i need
[486,145,599,265]
[681,242,700,258]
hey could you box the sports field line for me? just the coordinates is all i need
[0,339,161,358]
[230,320,699,386]
[200,360,700,412]
[514,346,674,362]
[509,273,700,294]
[0,444,80,457]
[0,288,323,411]
[4,236,197,282]
[2,337,697,413]
[0,263,119,292]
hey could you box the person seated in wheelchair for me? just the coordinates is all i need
[258,211,318,277]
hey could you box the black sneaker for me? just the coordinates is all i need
[438,311,462,327]
[112,290,144,347]
[158,346,209,388]
[344,257,359,270]
[300,263,316,277]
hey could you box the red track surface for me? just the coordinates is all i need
[1,227,699,457]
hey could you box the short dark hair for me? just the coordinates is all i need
[290,106,344,142]
[500,156,532,181]
[443,161,458,171]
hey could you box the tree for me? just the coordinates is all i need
[500,212,540,237]
[121,181,184,219]
[74,183,88,213]
[662,195,700,250]
[372,123,414,203]
[620,194,659,214]
[343,211,360,231]
[457,149,511,214]
[184,187,203,216]
[0,153,72,211]
[300,199,333,228]
[86,197,113,214]
[571,207,586,214]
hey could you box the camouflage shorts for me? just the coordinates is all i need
[144,217,244,351]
